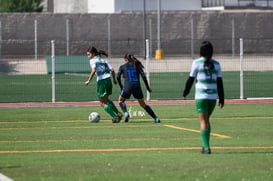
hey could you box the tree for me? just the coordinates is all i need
[0,0,44,12]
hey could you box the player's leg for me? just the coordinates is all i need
[199,112,211,154]
[108,100,122,117]
[197,100,216,154]
[98,79,120,123]
[118,89,130,122]
[138,99,160,123]
[100,96,118,119]
[104,78,122,117]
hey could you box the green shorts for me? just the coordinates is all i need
[97,78,112,98]
[196,99,216,115]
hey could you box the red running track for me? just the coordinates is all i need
[0,99,273,108]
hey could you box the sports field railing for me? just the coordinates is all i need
[0,38,272,103]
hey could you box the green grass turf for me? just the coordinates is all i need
[0,104,273,180]
[1,71,273,103]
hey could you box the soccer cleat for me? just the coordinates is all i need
[154,117,161,123]
[201,147,211,154]
[124,112,130,122]
[112,113,122,123]
[117,113,123,120]
[112,118,120,123]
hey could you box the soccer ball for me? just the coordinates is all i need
[89,112,100,123]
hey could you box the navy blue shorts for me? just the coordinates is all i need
[120,85,143,99]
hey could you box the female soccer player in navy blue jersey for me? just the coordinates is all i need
[117,53,160,123]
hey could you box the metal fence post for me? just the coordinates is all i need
[107,15,111,58]
[51,40,56,103]
[240,38,244,100]
[149,18,152,58]
[66,19,70,56]
[191,16,194,58]
[0,21,2,61]
[232,18,235,58]
[34,19,38,60]
[145,39,150,101]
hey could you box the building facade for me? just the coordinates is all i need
[44,0,273,13]
[50,0,201,13]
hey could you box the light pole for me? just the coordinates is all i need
[157,0,161,50]
[143,0,147,59]
[155,0,164,60]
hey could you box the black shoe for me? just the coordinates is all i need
[201,147,211,154]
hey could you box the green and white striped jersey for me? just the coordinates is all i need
[90,56,112,81]
[189,57,222,100]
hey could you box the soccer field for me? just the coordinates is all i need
[0,103,273,181]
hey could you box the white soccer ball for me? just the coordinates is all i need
[89,112,100,123]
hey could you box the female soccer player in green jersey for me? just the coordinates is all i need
[85,47,122,123]
[183,41,224,154]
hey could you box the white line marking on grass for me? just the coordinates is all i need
[164,125,231,138]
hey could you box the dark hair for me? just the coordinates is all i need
[124,53,144,69]
[87,47,108,57]
[200,41,214,72]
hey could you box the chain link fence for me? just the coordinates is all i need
[0,12,273,103]
[0,38,272,103]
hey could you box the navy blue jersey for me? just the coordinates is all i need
[118,62,143,85]
[117,62,149,99]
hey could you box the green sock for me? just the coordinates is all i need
[207,126,211,143]
[108,101,119,114]
[201,128,210,149]
[104,104,118,119]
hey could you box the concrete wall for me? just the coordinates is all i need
[0,11,273,57]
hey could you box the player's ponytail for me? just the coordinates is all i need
[124,53,144,69]
[98,50,108,57]
[131,55,144,69]
[87,47,108,57]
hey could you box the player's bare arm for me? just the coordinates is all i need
[110,69,117,84]
[85,67,96,85]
